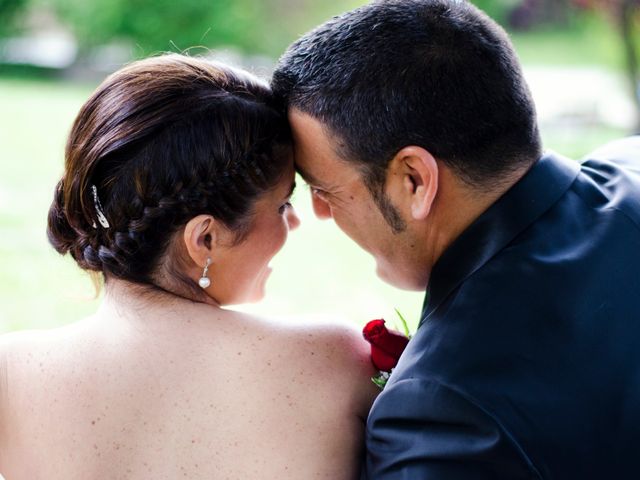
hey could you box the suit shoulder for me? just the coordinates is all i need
[583,136,640,174]
[367,378,542,478]
[577,145,640,227]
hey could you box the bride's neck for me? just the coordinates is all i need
[97,278,220,323]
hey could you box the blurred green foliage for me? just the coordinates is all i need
[52,0,262,54]
[511,12,624,69]
[0,0,28,35]
[47,0,368,57]
[0,0,632,62]
[0,77,427,333]
[471,0,521,23]
[0,1,634,332]
[0,77,627,333]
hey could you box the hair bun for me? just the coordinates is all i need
[47,179,103,272]
[47,54,291,293]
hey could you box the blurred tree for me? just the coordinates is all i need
[508,0,575,30]
[48,0,367,58]
[0,0,29,36]
[471,0,522,24]
[574,0,640,129]
[50,0,263,55]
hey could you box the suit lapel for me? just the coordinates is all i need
[420,152,581,327]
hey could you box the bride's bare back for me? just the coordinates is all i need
[0,54,380,479]
[0,286,377,479]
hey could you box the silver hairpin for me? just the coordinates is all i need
[91,184,110,229]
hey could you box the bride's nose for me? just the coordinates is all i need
[287,206,301,231]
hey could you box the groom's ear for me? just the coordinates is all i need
[388,146,439,221]
[183,215,218,266]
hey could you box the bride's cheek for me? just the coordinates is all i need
[274,223,289,251]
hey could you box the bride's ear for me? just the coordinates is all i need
[183,215,218,266]
[388,146,439,220]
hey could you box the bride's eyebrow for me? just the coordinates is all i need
[284,181,296,199]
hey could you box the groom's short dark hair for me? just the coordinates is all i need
[272,0,542,190]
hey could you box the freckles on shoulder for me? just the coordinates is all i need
[292,322,379,403]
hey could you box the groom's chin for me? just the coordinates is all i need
[375,262,427,292]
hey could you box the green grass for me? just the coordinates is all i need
[511,14,626,70]
[0,79,100,332]
[0,78,426,334]
[0,52,632,334]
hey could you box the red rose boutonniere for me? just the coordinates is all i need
[363,310,412,389]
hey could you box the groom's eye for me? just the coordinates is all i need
[311,187,328,200]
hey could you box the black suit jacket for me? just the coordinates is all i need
[363,138,640,479]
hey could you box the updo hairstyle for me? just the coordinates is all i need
[47,54,291,295]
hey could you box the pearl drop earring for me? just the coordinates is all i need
[198,258,212,289]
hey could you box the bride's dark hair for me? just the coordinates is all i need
[47,54,291,296]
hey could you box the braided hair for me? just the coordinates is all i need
[47,54,291,294]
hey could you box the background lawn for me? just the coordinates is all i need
[0,77,432,334]
[0,11,633,334]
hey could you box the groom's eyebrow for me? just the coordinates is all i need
[295,165,326,189]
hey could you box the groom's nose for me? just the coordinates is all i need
[311,190,332,220]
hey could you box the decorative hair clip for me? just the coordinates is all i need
[91,184,110,229]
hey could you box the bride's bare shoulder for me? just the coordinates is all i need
[0,329,39,448]
[0,333,6,457]
[236,312,372,371]
[0,321,88,355]
[0,328,46,362]
[0,320,95,388]
[238,313,379,409]
[285,318,373,375]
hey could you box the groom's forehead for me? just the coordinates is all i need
[294,162,318,183]
[294,161,331,189]
[289,108,356,185]
[289,108,338,151]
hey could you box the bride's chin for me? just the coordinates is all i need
[243,266,273,304]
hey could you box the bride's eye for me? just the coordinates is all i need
[278,201,293,215]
